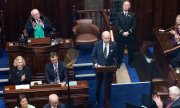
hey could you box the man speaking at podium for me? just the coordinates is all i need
[91,31,117,106]
[25,9,52,38]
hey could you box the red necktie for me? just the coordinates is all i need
[166,101,173,108]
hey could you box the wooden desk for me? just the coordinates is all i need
[6,39,74,81]
[3,81,88,108]
[153,28,180,77]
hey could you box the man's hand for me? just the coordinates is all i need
[94,63,104,67]
[32,21,36,29]
[60,82,66,87]
[123,32,129,37]
[152,95,163,108]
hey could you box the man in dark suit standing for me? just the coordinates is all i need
[43,94,65,108]
[115,0,136,68]
[45,52,67,86]
[91,31,117,107]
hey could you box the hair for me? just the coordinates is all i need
[102,31,110,38]
[123,0,131,5]
[13,56,26,67]
[49,52,58,58]
[176,15,180,25]
[31,9,39,16]
[17,94,28,108]
[169,86,180,96]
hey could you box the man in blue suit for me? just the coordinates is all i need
[91,31,117,106]
[45,52,67,86]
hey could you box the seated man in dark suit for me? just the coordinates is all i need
[43,94,65,108]
[25,9,52,38]
[45,52,67,86]
[153,86,180,108]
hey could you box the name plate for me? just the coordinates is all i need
[15,84,30,90]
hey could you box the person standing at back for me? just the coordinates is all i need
[115,0,136,68]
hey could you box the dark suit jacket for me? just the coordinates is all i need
[163,97,180,108]
[91,40,117,66]
[43,103,65,108]
[10,66,31,85]
[115,11,136,42]
[25,16,52,38]
[45,61,67,83]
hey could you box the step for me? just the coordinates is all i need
[73,63,93,67]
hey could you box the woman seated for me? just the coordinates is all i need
[10,56,31,85]
[15,94,35,108]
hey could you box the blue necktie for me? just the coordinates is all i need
[54,64,60,83]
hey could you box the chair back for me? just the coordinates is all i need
[76,24,99,36]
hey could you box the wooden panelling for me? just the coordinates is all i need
[2,0,180,43]
[4,0,73,41]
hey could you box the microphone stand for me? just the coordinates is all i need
[67,66,71,108]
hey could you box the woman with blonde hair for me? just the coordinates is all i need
[10,56,31,85]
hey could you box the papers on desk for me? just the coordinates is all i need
[66,81,77,86]
[15,84,30,90]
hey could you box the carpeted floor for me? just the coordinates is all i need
[74,45,151,108]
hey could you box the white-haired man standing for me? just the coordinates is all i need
[153,86,180,108]
[91,31,117,107]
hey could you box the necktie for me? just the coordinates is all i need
[104,44,107,59]
[125,12,128,17]
[166,101,173,108]
[54,64,60,83]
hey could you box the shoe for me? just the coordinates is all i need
[117,62,122,69]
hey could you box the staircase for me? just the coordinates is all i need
[0,49,9,108]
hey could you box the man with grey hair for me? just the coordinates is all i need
[153,86,180,108]
[43,94,65,108]
[91,31,117,107]
[25,9,52,38]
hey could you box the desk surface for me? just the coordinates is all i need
[4,81,88,108]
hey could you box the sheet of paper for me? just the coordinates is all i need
[66,81,77,86]
[15,84,30,89]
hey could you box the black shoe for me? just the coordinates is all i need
[117,62,122,69]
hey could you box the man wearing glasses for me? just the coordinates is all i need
[45,52,67,86]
